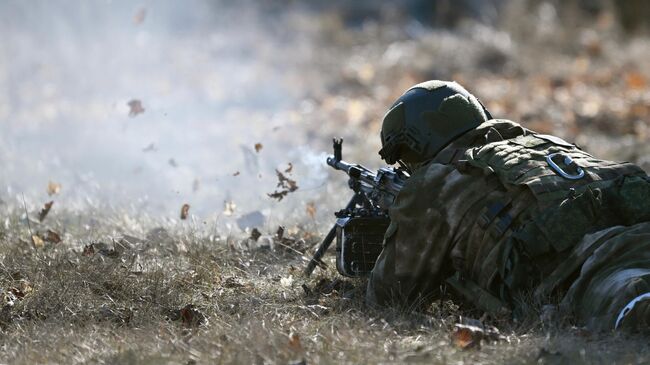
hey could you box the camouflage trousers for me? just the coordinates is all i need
[559,222,650,331]
[366,220,650,331]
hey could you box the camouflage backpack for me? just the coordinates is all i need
[442,119,650,307]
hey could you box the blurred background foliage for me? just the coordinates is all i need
[0,0,649,228]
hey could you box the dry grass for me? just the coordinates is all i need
[1,210,649,365]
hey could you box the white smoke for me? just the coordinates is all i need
[0,0,343,231]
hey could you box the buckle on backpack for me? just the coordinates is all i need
[545,153,585,180]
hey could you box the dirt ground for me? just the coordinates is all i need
[2,1,650,364]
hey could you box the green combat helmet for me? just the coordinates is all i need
[379,80,492,168]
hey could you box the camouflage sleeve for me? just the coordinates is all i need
[366,221,401,307]
[365,210,448,309]
[366,163,458,308]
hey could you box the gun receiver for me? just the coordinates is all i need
[304,138,408,277]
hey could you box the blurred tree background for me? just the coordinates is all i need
[1,0,649,221]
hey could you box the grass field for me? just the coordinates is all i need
[1,209,650,364]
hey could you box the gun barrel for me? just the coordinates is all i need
[327,156,350,171]
[327,156,373,178]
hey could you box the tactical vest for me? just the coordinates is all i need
[445,124,650,309]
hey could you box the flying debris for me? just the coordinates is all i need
[267,169,299,201]
[180,204,190,220]
[127,99,145,117]
[38,201,54,222]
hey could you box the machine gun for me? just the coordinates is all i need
[304,138,409,277]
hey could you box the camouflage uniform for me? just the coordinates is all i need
[367,119,650,331]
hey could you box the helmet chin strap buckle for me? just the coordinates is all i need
[546,153,585,180]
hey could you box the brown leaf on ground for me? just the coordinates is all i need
[177,304,206,327]
[254,143,263,153]
[31,235,44,249]
[8,281,33,300]
[8,281,32,300]
[273,226,308,254]
[306,201,316,219]
[127,99,145,117]
[82,244,95,257]
[288,332,303,353]
[43,229,62,244]
[180,204,190,220]
[47,181,61,196]
[451,325,478,349]
[451,323,503,350]
[284,162,293,173]
[625,72,647,90]
[232,171,240,176]
[38,201,54,222]
[133,7,146,25]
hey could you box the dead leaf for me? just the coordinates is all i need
[268,169,299,201]
[267,190,289,201]
[44,229,62,244]
[82,244,95,256]
[277,170,298,191]
[626,72,647,90]
[254,143,263,153]
[285,162,293,173]
[8,281,32,300]
[31,235,44,249]
[127,99,145,117]
[451,325,478,349]
[451,323,503,350]
[7,280,34,300]
[47,181,61,196]
[38,201,53,222]
[250,228,262,242]
[178,304,206,327]
[180,204,190,220]
[288,332,303,353]
[133,7,146,25]
[306,202,316,219]
[232,171,240,176]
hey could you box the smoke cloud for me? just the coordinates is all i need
[0,0,352,231]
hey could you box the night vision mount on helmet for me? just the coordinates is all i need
[379,80,492,167]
